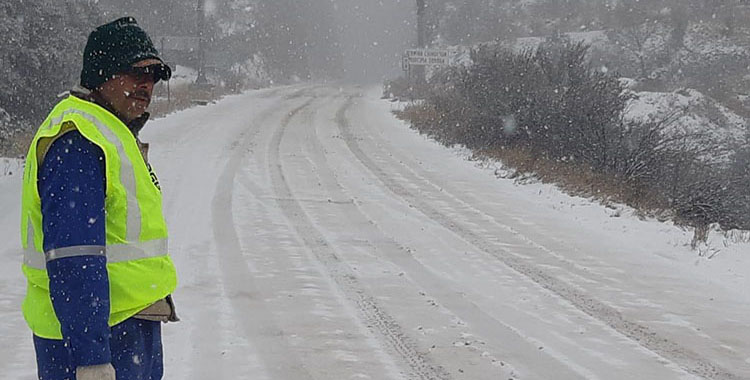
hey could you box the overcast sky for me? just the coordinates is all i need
[332,0,415,82]
[100,0,419,83]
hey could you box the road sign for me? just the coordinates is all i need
[404,49,451,67]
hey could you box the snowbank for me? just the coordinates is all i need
[168,65,199,88]
[624,88,747,162]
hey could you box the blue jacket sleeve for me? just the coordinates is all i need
[39,130,111,367]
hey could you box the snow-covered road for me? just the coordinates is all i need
[2,85,749,379]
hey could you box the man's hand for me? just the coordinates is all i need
[76,363,116,380]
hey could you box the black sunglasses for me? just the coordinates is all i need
[125,64,164,82]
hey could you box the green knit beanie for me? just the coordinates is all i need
[80,17,171,90]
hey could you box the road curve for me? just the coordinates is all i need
[2,85,743,380]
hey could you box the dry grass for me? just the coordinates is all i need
[478,146,668,216]
[1,83,231,158]
[393,104,432,123]
[397,105,673,225]
[149,82,230,119]
[1,129,34,158]
[395,104,450,140]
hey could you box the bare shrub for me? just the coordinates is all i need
[397,38,749,246]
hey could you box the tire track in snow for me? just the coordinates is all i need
[211,95,314,380]
[157,86,314,214]
[334,95,742,380]
[297,94,592,379]
[160,87,313,379]
[268,96,452,380]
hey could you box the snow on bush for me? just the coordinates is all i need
[401,39,750,242]
[228,54,271,90]
[0,107,14,152]
[624,88,747,164]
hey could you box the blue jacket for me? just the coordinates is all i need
[39,130,110,367]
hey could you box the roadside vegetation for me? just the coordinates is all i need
[390,40,750,246]
[0,0,342,157]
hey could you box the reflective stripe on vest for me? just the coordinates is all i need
[33,108,142,243]
[23,238,169,270]
[46,245,105,261]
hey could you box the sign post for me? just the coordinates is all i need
[414,0,427,82]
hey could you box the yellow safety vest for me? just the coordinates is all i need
[20,95,177,339]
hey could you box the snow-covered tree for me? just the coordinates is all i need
[0,0,102,153]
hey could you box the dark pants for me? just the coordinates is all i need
[33,319,163,380]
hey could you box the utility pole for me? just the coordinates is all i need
[414,0,427,82]
[417,0,427,48]
[195,0,208,85]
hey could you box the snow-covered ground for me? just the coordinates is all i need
[1,85,749,379]
[623,87,748,163]
[625,88,747,142]
[167,65,199,88]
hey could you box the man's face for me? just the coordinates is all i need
[97,59,158,123]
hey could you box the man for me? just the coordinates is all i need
[20,17,178,380]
